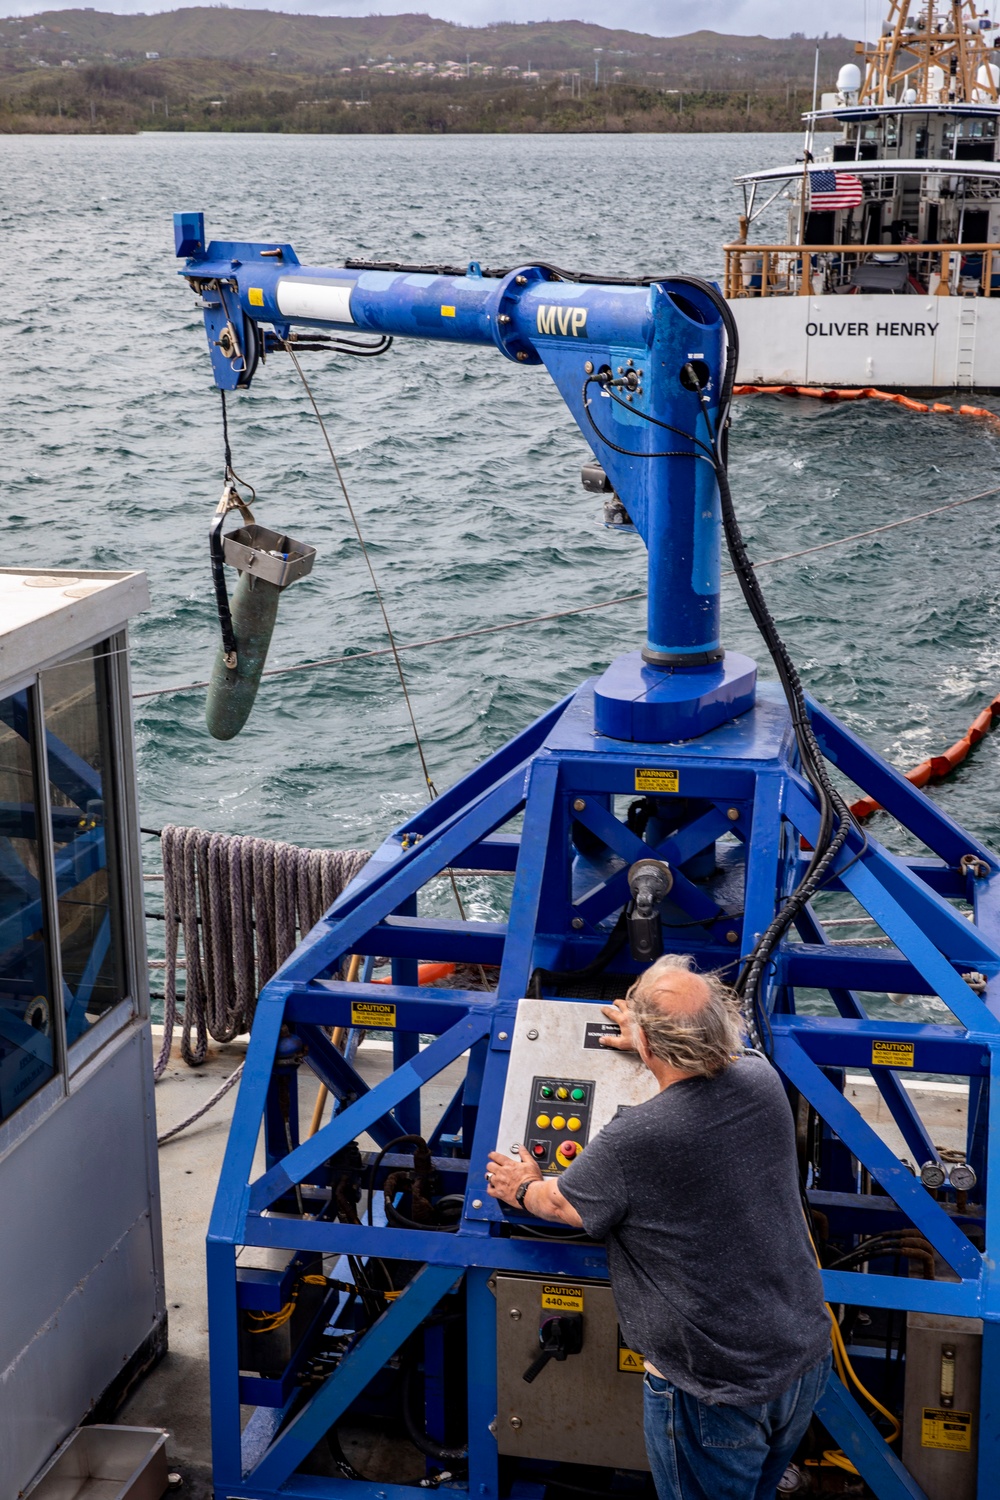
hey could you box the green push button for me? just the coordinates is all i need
[571,1087,585,1102]
[540,1085,553,1099]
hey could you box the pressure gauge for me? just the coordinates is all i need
[920,1160,947,1190]
[948,1162,978,1193]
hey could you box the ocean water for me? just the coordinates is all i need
[6,131,1000,1019]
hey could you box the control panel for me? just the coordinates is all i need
[525,1076,593,1174]
[495,998,659,1187]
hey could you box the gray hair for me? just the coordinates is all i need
[626,953,742,1079]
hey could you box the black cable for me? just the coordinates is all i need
[528,911,628,998]
[401,1361,469,1461]
[365,1134,429,1226]
[668,275,856,1048]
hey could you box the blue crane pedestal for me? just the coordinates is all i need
[208,675,1000,1500]
[174,216,1000,1500]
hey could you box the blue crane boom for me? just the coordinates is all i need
[176,210,754,742]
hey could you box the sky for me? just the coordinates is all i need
[0,0,871,38]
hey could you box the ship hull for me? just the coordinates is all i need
[729,293,1000,391]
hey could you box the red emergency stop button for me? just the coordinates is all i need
[555,1140,580,1168]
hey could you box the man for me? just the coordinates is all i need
[487,954,831,1500]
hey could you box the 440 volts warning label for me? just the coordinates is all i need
[871,1040,915,1068]
[541,1284,584,1312]
[634,768,679,793]
[922,1407,973,1451]
[350,1000,396,1028]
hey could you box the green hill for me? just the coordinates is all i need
[1,8,855,82]
[0,7,854,134]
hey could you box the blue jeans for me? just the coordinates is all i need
[642,1353,832,1500]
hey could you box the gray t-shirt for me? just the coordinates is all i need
[558,1052,829,1405]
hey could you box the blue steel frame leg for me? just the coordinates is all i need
[466,1268,499,1500]
[393,893,421,1136]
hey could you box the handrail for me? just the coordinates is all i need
[723,241,1000,298]
[723,241,1000,253]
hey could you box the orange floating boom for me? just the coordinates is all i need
[849,697,1000,820]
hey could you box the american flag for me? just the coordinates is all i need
[809,169,865,209]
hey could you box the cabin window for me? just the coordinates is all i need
[0,687,59,1124]
[885,115,898,149]
[41,648,127,1043]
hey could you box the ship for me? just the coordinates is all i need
[727,0,1000,390]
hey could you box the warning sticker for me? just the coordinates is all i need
[248,287,264,307]
[871,1040,915,1068]
[634,768,679,794]
[541,1283,584,1312]
[350,1000,397,1028]
[922,1408,973,1451]
[441,305,456,317]
[617,1328,644,1373]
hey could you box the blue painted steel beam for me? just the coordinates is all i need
[809,697,995,871]
[244,1209,610,1278]
[250,1014,491,1211]
[250,1263,461,1491]
[776,1034,983,1280]
[815,1375,930,1499]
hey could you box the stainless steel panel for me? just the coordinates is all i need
[902,1312,982,1500]
[495,999,658,1169]
[25,1425,168,1500]
[495,1274,649,1471]
[0,1027,164,1495]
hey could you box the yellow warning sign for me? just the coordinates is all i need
[248,287,264,306]
[541,1283,584,1312]
[922,1408,972,1452]
[617,1328,644,1372]
[634,768,679,794]
[441,305,456,317]
[871,1040,915,1068]
[350,1000,397,1028]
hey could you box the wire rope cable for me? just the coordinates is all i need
[131,481,1000,705]
[280,341,490,985]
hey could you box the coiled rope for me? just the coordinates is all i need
[154,825,369,1142]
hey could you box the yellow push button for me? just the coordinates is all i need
[535,1114,551,1129]
[551,1114,566,1130]
[567,1116,582,1132]
[555,1086,569,1100]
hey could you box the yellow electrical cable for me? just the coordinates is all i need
[805,1227,902,1474]
[246,1274,330,1334]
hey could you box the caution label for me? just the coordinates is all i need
[350,1000,397,1028]
[871,1040,915,1068]
[922,1408,973,1451]
[634,768,679,794]
[541,1283,584,1312]
[248,287,264,306]
[617,1328,644,1373]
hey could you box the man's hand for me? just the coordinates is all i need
[600,996,638,1052]
[486,1147,585,1228]
[487,1146,542,1208]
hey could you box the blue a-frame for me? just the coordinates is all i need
[206,675,1000,1500]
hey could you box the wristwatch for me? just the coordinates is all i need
[515,1179,534,1209]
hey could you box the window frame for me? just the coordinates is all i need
[0,628,147,1156]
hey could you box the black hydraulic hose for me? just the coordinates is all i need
[528,910,629,998]
[366,1134,428,1226]
[402,1361,469,1461]
[665,274,856,1046]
